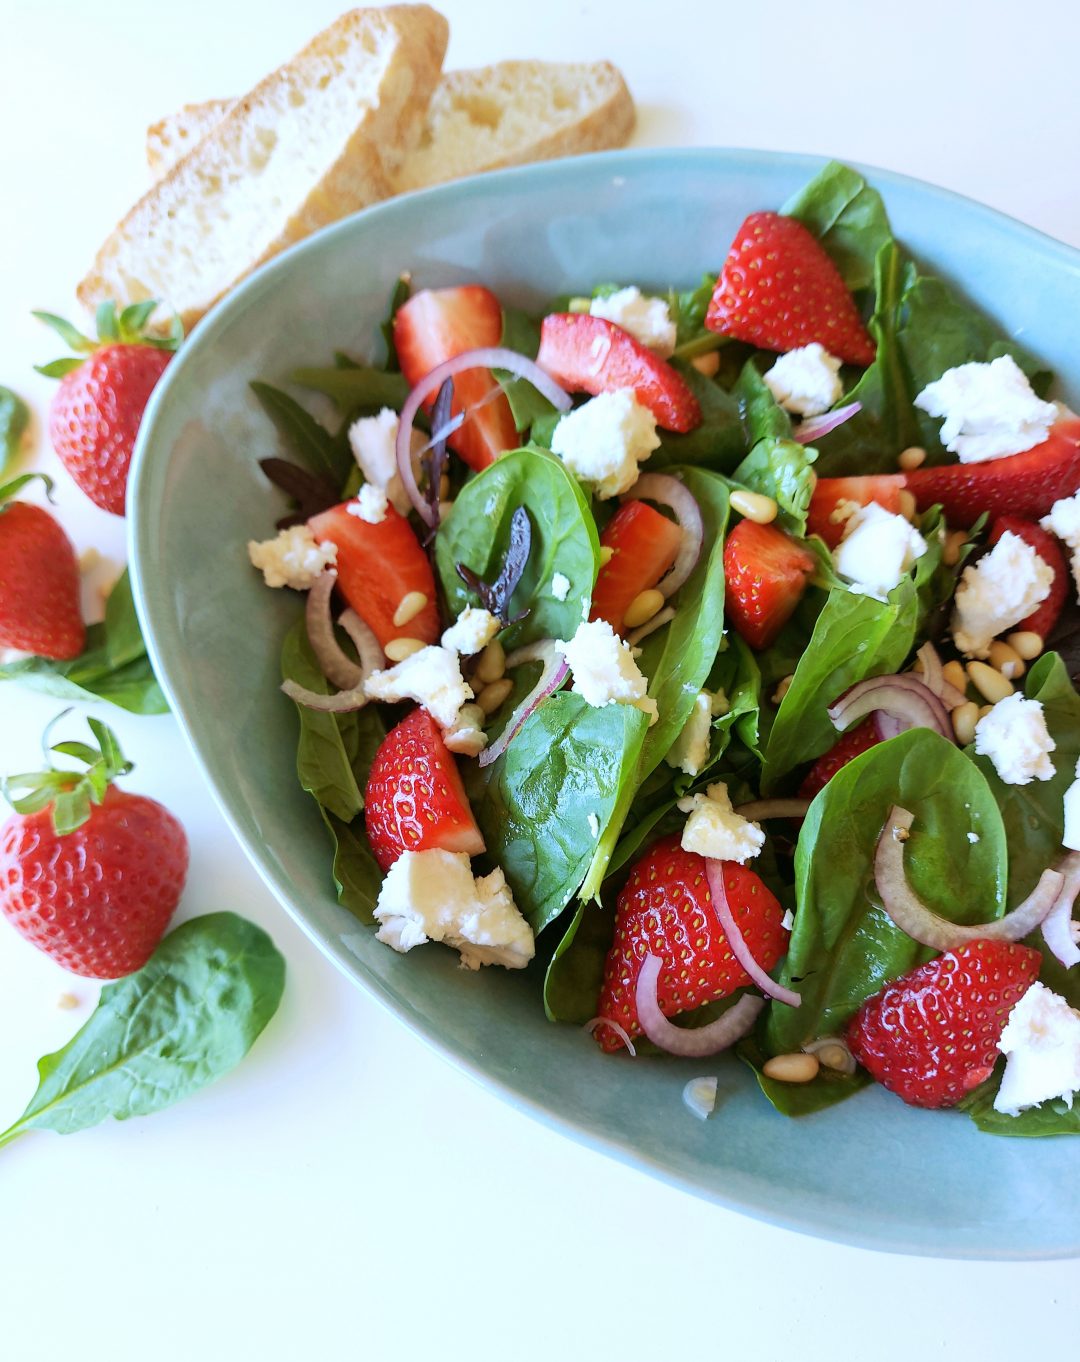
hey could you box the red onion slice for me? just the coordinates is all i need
[828,673,953,742]
[478,640,569,768]
[305,572,362,690]
[734,798,811,821]
[876,806,1064,949]
[583,1017,637,1056]
[623,473,704,600]
[706,860,802,1008]
[396,347,572,525]
[916,642,967,709]
[1042,851,1080,968]
[792,401,862,444]
[626,605,676,647]
[338,608,385,677]
[281,677,369,713]
[635,954,764,1057]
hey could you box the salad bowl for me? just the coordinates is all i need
[129,147,1080,1258]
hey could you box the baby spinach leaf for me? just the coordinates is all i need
[322,808,382,925]
[670,272,719,349]
[435,447,600,650]
[543,899,615,1023]
[0,913,285,1148]
[737,1030,870,1117]
[649,363,746,472]
[709,635,763,763]
[102,568,147,669]
[782,159,893,293]
[497,307,558,432]
[467,693,649,935]
[0,385,29,476]
[379,273,411,371]
[289,366,411,417]
[761,577,918,791]
[732,438,818,538]
[767,729,1007,1057]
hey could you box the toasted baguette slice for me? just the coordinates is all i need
[80,6,448,330]
[147,59,635,191]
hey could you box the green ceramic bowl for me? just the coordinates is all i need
[129,148,1080,1258]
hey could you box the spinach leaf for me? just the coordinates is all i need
[734,358,793,443]
[649,362,746,472]
[497,307,558,432]
[782,160,893,293]
[766,729,1007,1061]
[435,447,600,650]
[0,385,29,476]
[322,809,383,925]
[732,438,818,538]
[761,576,918,791]
[709,635,763,763]
[290,366,411,416]
[379,273,411,371]
[250,381,351,487]
[670,272,718,348]
[467,693,649,935]
[0,913,285,1148]
[543,899,614,1023]
[0,569,167,714]
[738,1030,869,1117]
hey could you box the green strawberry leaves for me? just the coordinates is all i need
[33,299,183,379]
[0,386,30,476]
[2,712,133,835]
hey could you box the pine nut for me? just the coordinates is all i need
[942,660,968,694]
[988,639,1025,680]
[476,678,514,715]
[691,351,721,377]
[951,700,979,746]
[943,530,967,567]
[810,1042,851,1072]
[898,445,927,471]
[1007,630,1044,660]
[57,992,80,1010]
[978,704,994,719]
[385,637,426,663]
[898,489,918,522]
[729,488,779,525]
[474,640,506,685]
[599,545,615,567]
[763,1053,820,1083]
[773,674,794,705]
[623,588,665,630]
[392,591,429,628]
[967,660,1013,705]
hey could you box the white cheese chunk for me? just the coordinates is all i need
[833,502,927,601]
[951,531,1054,658]
[247,525,337,590]
[363,646,472,729]
[665,691,714,777]
[973,694,1056,785]
[677,782,765,864]
[346,483,388,524]
[994,983,1080,1116]
[589,286,677,357]
[763,343,843,418]
[441,607,500,656]
[914,355,1056,463]
[347,407,422,516]
[1040,490,1080,600]
[550,572,571,602]
[551,389,660,500]
[555,619,657,724]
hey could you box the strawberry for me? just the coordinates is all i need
[0,717,188,978]
[594,834,785,1052]
[364,708,485,872]
[308,501,440,651]
[797,717,881,800]
[705,211,876,366]
[805,473,906,548]
[988,516,1068,642]
[845,939,1041,1108]
[393,286,519,472]
[723,519,817,650]
[0,475,85,659]
[906,417,1080,527]
[590,500,682,634]
[36,302,180,516]
[536,313,701,433]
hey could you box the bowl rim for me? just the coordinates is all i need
[127,145,1080,1261]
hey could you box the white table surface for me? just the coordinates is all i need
[3,2,1079,1357]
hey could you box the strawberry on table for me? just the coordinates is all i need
[988,516,1068,642]
[805,473,906,548]
[590,499,682,633]
[0,716,188,978]
[705,211,876,366]
[36,301,179,516]
[393,285,519,471]
[364,708,485,872]
[0,475,85,660]
[308,501,440,650]
[797,717,881,800]
[845,939,1041,1108]
[536,313,701,432]
[723,519,817,650]
[594,834,786,1052]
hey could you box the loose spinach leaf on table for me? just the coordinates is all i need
[0,913,285,1148]
[0,385,30,476]
[435,446,600,650]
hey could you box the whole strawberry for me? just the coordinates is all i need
[35,301,180,516]
[845,939,1041,1108]
[0,474,85,659]
[0,715,188,978]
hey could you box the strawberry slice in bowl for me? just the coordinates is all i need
[723,519,817,650]
[590,499,682,634]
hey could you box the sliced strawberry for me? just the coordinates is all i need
[846,940,1041,1108]
[308,502,439,650]
[906,417,1080,527]
[988,516,1069,642]
[805,473,907,548]
[536,313,701,433]
[723,519,816,651]
[594,834,785,1052]
[797,717,881,800]
[705,211,875,366]
[590,500,682,633]
[393,285,519,471]
[364,708,485,872]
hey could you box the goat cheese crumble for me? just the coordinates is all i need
[763,343,843,418]
[677,782,765,863]
[913,355,1056,463]
[1040,490,1080,600]
[348,407,422,516]
[556,618,658,724]
[347,483,388,524]
[441,607,500,656]
[995,983,1080,1116]
[363,646,472,729]
[973,694,1056,785]
[833,502,927,601]
[951,531,1054,658]
[589,286,677,357]
[247,525,337,590]
[551,389,660,499]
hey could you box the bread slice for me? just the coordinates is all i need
[79,6,449,330]
[146,59,636,191]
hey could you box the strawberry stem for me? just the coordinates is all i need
[0,472,55,510]
[31,300,183,379]
[2,713,133,836]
